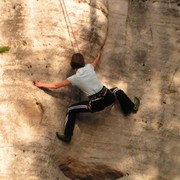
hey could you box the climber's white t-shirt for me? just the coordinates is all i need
[67,64,103,96]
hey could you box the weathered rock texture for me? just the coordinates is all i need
[0,0,179,180]
[0,0,107,179]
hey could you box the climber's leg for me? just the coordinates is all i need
[56,101,90,143]
[110,87,139,115]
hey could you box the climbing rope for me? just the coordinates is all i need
[58,0,80,53]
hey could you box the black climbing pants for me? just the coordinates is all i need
[64,87,135,137]
[110,87,135,114]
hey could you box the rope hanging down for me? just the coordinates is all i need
[58,0,80,53]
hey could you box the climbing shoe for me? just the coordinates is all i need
[132,97,140,113]
[56,132,71,143]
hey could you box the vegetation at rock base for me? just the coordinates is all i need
[0,46,10,54]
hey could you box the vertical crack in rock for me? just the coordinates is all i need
[168,58,180,91]
[3,1,27,60]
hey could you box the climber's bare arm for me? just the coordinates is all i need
[91,52,101,68]
[34,79,71,89]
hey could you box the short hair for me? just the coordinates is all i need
[70,53,85,69]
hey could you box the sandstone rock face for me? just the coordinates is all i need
[0,0,107,179]
[0,0,179,180]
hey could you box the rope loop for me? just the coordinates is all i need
[59,0,80,53]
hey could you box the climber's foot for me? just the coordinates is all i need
[56,132,71,143]
[132,97,140,113]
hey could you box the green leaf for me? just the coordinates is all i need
[0,46,10,54]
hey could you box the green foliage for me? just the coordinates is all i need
[0,46,10,54]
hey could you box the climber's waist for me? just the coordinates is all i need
[88,86,107,100]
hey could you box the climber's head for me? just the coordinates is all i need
[70,53,85,69]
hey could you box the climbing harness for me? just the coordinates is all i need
[58,0,80,53]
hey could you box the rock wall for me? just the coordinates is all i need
[0,0,180,180]
[98,0,180,179]
[0,0,107,179]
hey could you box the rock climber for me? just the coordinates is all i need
[34,52,140,143]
